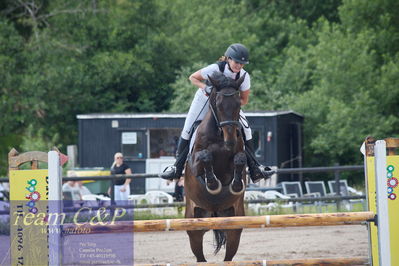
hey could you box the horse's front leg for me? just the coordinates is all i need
[197,149,222,194]
[229,152,246,195]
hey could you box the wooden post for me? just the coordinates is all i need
[385,138,399,156]
[8,148,48,170]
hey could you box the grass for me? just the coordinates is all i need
[246,201,366,216]
[132,201,366,220]
[133,211,185,220]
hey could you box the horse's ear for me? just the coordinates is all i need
[207,75,219,88]
[236,73,246,90]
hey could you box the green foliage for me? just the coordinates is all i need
[0,18,25,135]
[0,0,398,177]
[169,62,207,113]
[286,17,399,166]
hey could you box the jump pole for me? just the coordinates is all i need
[62,211,374,234]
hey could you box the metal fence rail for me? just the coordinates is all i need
[0,165,365,214]
[0,165,364,183]
[0,195,366,215]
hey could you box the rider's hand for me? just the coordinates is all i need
[203,85,212,95]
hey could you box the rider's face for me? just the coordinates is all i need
[227,58,244,73]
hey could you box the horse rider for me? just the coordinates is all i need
[160,43,272,183]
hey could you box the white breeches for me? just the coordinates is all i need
[114,184,130,202]
[181,89,252,141]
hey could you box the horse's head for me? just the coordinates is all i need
[208,72,246,151]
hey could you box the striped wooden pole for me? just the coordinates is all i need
[135,257,369,266]
[62,211,374,235]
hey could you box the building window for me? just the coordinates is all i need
[149,129,180,158]
[121,131,146,159]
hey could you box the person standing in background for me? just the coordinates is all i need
[110,152,132,202]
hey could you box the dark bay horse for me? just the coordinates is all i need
[184,72,247,262]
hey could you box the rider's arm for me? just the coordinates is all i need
[121,167,132,192]
[189,70,206,89]
[240,89,250,106]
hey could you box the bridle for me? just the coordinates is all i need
[209,89,241,130]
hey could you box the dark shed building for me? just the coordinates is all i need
[77,111,303,193]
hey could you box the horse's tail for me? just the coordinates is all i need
[212,212,226,254]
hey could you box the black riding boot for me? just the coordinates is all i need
[245,139,273,183]
[159,137,190,180]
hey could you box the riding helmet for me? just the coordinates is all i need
[225,43,249,64]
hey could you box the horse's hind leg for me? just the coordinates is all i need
[186,206,208,262]
[197,149,221,194]
[223,202,245,261]
[187,230,207,262]
[224,229,243,261]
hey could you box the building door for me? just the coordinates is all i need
[120,130,147,194]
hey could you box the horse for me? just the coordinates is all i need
[184,72,247,262]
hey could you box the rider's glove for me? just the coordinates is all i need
[204,85,213,96]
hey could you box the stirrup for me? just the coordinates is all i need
[249,164,274,183]
[260,165,275,177]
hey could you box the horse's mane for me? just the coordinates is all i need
[207,72,239,90]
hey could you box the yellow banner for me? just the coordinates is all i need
[67,169,110,183]
[10,169,49,266]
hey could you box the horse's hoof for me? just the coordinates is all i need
[206,178,222,195]
[229,179,245,195]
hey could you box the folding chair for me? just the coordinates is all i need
[128,194,146,205]
[281,181,321,212]
[305,181,328,197]
[328,179,364,211]
[144,191,175,215]
[144,191,173,204]
[281,181,303,198]
[305,181,335,212]
[280,181,306,211]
